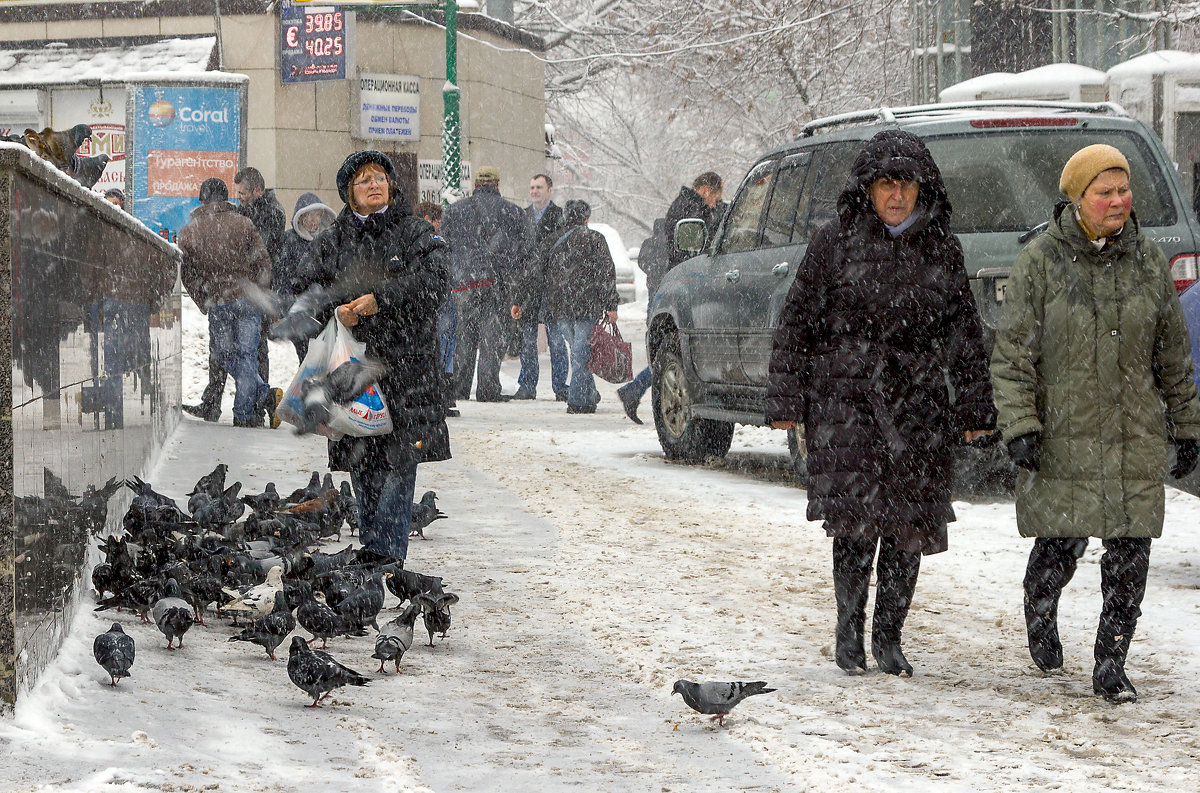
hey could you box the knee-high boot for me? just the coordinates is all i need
[1093,537,1152,703]
[832,537,874,674]
[871,537,921,677]
[1023,537,1087,672]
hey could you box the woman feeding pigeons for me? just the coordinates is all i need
[293,150,451,567]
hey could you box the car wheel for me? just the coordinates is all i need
[651,342,734,462]
[786,424,809,481]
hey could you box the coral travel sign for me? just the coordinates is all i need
[358,73,420,141]
[280,5,350,83]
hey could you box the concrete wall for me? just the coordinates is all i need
[23,9,547,214]
[0,145,181,710]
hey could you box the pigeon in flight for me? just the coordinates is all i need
[93,623,135,686]
[671,680,776,726]
[286,636,370,708]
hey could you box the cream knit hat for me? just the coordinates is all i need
[1059,144,1130,203]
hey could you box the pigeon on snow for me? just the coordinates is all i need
[286,636,369,708]
[150,578,195,649]
[409,491,446,539]
[221,565,285,619]
[93,623,135,685]
[672,680,776,726]
[228,590,296,660]
[296,590,344,649]
[372,602,419,673]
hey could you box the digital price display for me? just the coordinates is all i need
[281,6,349,83]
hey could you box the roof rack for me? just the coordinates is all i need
[799,100,1128,137]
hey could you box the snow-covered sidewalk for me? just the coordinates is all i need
[4,305,1200,792]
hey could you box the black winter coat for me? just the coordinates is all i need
[518,202,565,318]
[665,186,722,268]
[298,201,452,473]
[520,223,619,321]
[240,189,287,267]
[765,130,995,554]
[442,185,530,291]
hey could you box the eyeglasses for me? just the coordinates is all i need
[353,174,389,187]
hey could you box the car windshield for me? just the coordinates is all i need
[924,129,1177,233]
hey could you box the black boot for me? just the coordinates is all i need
[871,537,921,677]
[832,537,873,674]
[1093,538,1151,704]
[1024,538,1087,672]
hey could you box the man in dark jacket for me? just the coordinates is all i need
[441,166,531,401]
[512,172,568,400]
[185,167,287,422]
[617,171,724,423]
[512,200,619,413]
[178,177,281,428]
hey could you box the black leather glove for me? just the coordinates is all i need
[1172,438,1199,479]
[1007,432,1042,472]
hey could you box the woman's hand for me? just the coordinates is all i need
[964,429,994,444]
[771,420,797,430]
[337,294,378,327]
[511,305,523,320]
[606,310,618,323]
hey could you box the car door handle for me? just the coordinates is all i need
[772,262,790,276]
[725,269,740,283]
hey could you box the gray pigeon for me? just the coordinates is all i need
[336,571,390,634]
[372,603,419,673]
[69,152,110,189]
[150,579,195,650]
[296,590,343,649]
[286,636,370,707]
[672,680,776,726]
[93,622,135,685]
[228,591,296,660]
[409,491,446,540]
[414,591,459,647]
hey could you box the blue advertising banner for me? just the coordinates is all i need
[129,84,244,243]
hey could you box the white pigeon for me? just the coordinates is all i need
[221,565,285,618]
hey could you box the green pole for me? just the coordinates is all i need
[441,0,462,206]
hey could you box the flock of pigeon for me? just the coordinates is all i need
[3,123,110,189]
[83,463,775,723]
[88,463,456,708]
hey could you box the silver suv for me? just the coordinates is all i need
[649,101,1200,479]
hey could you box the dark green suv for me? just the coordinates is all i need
[648,101,1200,476]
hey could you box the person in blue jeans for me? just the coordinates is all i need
[178,177,281,428]
[512,200,619,414]
[294,152,452,566]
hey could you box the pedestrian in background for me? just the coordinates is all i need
[442,166,530,402]
[415,200,458,419]
[991,144,1200,704]
[512,172,568,401]
[293,151,451,567]
[766,130,995,677]
[618,171,724,424]
[513,199,619,414]
[278,192,337,362]
[178,177,282,429]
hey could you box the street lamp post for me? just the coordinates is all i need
[441,0,461,206]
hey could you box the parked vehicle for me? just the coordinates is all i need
[648,101,1200,481]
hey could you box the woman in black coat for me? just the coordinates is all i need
[296,150,451,566]
[765,130,995,676]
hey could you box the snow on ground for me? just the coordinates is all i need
[3,300,1200,791]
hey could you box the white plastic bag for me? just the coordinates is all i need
[277,317,393,440]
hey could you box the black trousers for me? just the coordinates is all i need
[452,286,505,401]
[1023,537,1152,674]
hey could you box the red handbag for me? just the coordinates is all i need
[589,319,633,384]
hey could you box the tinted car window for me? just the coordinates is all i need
[927,130,1176,233]
[720,160,777,254]
[795,142,862,242]
[761,155,810,248]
